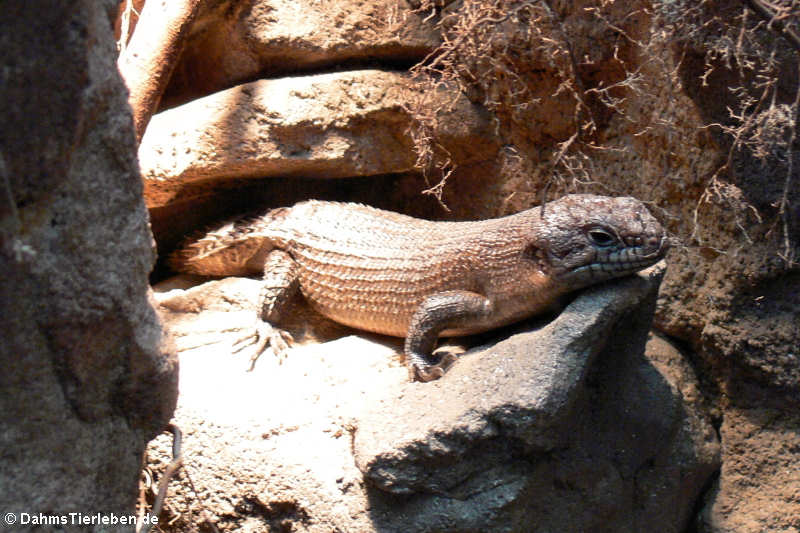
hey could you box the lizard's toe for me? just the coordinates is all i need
[231,326,258,353]
[413,365,445,382]
[411,352,458,382]
[269,329,295,364]
[229,320,294,371]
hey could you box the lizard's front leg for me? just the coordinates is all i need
[233,248,299,369]
[405,290,493,382]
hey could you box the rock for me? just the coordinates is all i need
[354,262,719,532]
[0,1,177,530]
[645,6,800,527]
[354,263,669,494]
[147,262,718,532]
[697,407,800,533]
[155,276,353,351]
[160,0,441,108]
[140,69,496,208]
[150,276,407,532]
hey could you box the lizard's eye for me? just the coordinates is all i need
[587,227,618,247]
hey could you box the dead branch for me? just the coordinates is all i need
[743,0,800,52]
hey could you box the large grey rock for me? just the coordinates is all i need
[353,262,720,532]
[0,2,177,531]
[354,263,669,493]
[140,69,496,208]
[149,263,717,532]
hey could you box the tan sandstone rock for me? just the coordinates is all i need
[160,0,441,108]
[140,69,496,208]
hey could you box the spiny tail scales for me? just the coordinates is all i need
[169,207,292,277]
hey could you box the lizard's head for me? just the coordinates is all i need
[526,194,670,288]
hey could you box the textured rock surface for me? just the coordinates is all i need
[149,263,718,532]
[140,69,495,208]
[0,1,178,529]
[697,407,800,533]
[354,263,669,494]
[161,0,440,108]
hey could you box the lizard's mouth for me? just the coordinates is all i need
[612,233,670,268]
[562,232,670,284]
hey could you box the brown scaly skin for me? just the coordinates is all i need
[171,195,670,381]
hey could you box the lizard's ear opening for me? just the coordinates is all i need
[522,242,550,273]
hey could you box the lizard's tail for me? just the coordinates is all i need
[168,207,290,277]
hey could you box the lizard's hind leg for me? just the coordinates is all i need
[232,249,299,369]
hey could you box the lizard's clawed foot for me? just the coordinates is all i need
[410,351,459,382]
[232,319,294,371]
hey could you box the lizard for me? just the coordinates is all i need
[169,194,669,382]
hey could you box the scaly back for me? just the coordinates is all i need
[170,197,668,337]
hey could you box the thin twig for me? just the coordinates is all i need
[743,0,800,52]
[137,424,183,533]
[777,60,800,265]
